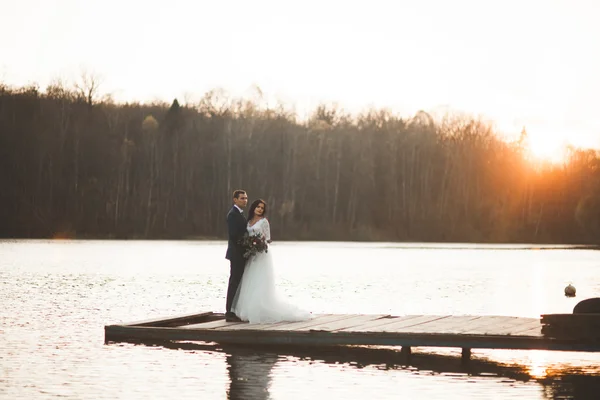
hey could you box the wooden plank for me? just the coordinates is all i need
[434,316,488,334]
[124,311,216,327]
[338,315,424,332]
[501,320,543,336]
[381,316,455,333]
[450,316,512,332]
[541,325,577,338]
[514,326,543,337]
[297,314,390,332]
[406,316,485,334]
[541,327,600,340]
[396,316,482,334]
[541,313,600,325]
[183,319,244,330]
[481,318,540,336]
[485,319,535,335]
[269,314,363,331]
[452,316,523,335]
[210,314,338,331]
[191,314,375,332]
[347,315,450,333]
[388,316,522,335]
[374,315,452,331]
[458,317,539,336]
[212,314,389,333]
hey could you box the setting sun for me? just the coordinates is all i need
[525,129,569,164]
[521,124,600,164]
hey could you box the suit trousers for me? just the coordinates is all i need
[226,257,245,313]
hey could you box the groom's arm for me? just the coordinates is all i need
[227,212,246,242]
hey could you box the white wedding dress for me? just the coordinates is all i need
[232,218,311,324]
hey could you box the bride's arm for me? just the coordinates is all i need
[262,219,272,243]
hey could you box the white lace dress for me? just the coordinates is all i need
[231,218,311,324]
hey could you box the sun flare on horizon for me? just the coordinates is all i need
[520,125,599,164]
[525,130,570,164]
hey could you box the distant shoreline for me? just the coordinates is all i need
[1,237,598,250]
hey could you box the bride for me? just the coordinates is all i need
[231,199,311,324]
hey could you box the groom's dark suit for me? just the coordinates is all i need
[225,205,247,315]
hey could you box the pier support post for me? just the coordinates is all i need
[400,346,412,362]
[461,348,471,363]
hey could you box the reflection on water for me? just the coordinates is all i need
[540,373,600,400]
[114,339,600,400]
[526,351,549,380]
[224,345,600,400]
[2,239,600,399]
[226,348,278,400]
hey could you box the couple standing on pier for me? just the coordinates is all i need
[224,190,311,323]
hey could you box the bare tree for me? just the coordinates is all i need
[74,69,103,108]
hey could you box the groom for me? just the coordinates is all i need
[225,189,249,322]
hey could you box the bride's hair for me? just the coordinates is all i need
[247,199,267,221]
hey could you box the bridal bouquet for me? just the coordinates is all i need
[239,232,269,259]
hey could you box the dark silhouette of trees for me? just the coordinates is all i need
[1,81,599,243]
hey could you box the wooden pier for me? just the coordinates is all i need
[104,312,600,359]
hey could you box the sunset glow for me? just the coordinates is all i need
[525,129,570,164]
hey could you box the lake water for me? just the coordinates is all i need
[2,240,600,399]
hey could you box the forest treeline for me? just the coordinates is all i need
[1,79,600,243]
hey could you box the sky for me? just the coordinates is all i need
[2,0,600,156]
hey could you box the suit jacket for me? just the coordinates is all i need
[225,206,247,262]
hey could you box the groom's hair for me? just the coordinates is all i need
[232,190,246,199]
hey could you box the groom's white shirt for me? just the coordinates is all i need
[234,205,243,214]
